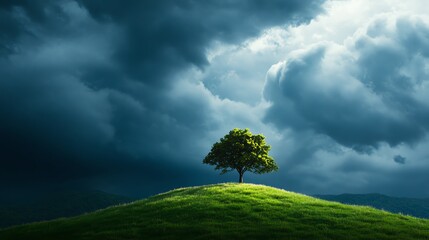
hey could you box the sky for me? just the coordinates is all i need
[1,0,429,199]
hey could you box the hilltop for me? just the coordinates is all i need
[1,183,429,240]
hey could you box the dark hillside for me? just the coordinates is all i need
[0,190,133,228]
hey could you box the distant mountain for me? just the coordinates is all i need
[314,193,429,219]
[0,190,134,228]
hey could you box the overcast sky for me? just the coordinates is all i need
[2,0,429,199]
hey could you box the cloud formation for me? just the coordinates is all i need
[264,14,429,151]
[77,0,326,86]
[393,155,406,164]
[0,0,325,197]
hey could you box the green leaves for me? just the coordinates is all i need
[203,128,278,182]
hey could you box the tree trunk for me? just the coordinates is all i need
[239,172,244,183]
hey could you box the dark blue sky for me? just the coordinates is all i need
[2,0,429,199]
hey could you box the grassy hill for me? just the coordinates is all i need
[0,190,133,228]
[315,193,429,219]
[1,183,429,240]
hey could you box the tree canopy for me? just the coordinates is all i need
[203,128,278,183]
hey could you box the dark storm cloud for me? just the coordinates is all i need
[0,0,59,22]
[0,60,116,186]
[264,15,429,151]
[0,0,68,55]
[393,155,406,164]
[0,0,326,196]
[76,0,326,87]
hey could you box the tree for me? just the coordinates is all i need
[203,128,278,183]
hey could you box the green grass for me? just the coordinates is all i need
[1,183,429,240]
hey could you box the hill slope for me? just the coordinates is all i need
[1,183,429,240]
[0,190,133,228]
[314,193,429,219]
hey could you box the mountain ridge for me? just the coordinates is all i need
[314,193,429,219]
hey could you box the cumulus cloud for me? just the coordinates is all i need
[264,14,429,151]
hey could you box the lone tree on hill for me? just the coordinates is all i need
[203,128,278,183]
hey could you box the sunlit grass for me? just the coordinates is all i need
[1,183,429,239]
